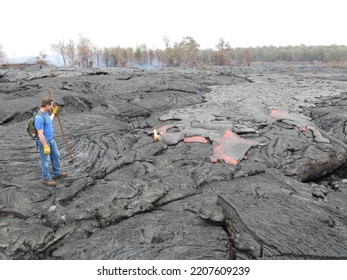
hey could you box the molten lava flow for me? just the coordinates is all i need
[210,129,255,165]
[157,125,171,134]
[183,136,208,144]
[270,109,308,131]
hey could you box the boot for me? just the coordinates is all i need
[53,172,67,179]
[42,179,57,187]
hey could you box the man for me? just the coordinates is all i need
[35,97,67,187]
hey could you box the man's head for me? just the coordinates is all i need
[41,97,54,112]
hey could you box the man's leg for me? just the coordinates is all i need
[49,139,61,177]
[37,140,55,185]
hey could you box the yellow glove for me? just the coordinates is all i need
[52,105,59,115]
[43,145,51,156]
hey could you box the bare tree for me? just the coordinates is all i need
[36,50,48,66]
[103,47,111,67]
[66,40,76,66]
[51,41,67,66]
[93,44,102,67]
[77,35,93,67]
[0,45,8,64]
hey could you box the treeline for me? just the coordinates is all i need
[50,36,347,68]
[246,45,347,63]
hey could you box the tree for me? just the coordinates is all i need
[66,40,76,66]
[149,49,155,67]
[103,47,111,67]
[0,44,8,64]
[114,46,128,67]
[108,47,118,66]
[154,48,165,68]
[36,50,48,66]
[171,42,183,67]
[47,38,347,68]
[215,38,232,65]
[77,35,93,67]
[241,48,251,66]
[179,36,200,67]
[161,36,182,67]
[134,44,148,66]
[200,49,213,65]
[93,44,103,67]
[126,47,135,66]
[134,45,142,65]
[51,41,67,66]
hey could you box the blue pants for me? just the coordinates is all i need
[37,138,61,180]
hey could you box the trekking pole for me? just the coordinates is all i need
[48,89,74,163]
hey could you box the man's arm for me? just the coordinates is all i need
[37,129,47,147]
[50,113,55,121]
[37,129,51,155]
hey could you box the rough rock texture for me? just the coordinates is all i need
[0,63,346,260]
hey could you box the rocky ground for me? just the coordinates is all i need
[0,62,346,260]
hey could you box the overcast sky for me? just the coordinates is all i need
[1,0,346,57]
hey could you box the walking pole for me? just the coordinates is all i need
[49,89,74,163]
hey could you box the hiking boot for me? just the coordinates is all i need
[53,172,67,179]
[42,179,57,187]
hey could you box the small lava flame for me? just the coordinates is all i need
[153,128,161,142]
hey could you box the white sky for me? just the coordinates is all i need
[1,0,346,57]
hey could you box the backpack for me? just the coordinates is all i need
[27,111,46,140]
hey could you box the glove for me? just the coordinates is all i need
[43,145,51,156]
[52,105,59,115]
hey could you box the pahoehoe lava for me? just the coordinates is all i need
[0,63,346,260]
